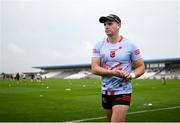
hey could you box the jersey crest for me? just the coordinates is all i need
[110,50,116,58]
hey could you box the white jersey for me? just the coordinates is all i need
[92,36,142,95]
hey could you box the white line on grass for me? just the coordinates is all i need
[66,106,180,122]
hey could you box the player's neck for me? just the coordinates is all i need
[108,34,120,44]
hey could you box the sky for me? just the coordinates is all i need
[1,0,180,73]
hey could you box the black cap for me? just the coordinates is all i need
[99,14,121,23]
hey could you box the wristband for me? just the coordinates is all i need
[130,72,136,79]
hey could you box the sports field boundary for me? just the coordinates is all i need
[66,106,180,122]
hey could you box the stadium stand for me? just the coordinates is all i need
[32,58,180,79]
[53,70,81,79]
[138,70,157,79]
[41,71,62,78]
[64,71,91,79]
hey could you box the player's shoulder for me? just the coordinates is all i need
[122,37,140,51]
[94,38,107,47]
[122,37,136,46]
[98,38,107,44]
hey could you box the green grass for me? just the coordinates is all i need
[0,79,180,122]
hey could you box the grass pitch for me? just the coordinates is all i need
[0,78,180,122]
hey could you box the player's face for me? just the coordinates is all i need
[104,20,120,37]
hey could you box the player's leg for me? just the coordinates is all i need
[111,94,131,122]
[104,109,112,122]
[111,105,129,122]
[102,94,112,122]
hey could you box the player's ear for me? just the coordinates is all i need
[118,23,121,28]
[116,23,120,29]
[117,25,120,30]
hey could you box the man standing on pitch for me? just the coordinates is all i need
[91,14,145,122]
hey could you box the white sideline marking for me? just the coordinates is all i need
[66,106,180,122]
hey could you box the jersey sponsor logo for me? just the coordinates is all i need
[110,50,116,58]
[134,49,140,55]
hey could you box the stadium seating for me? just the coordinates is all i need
[41,71,62,78]
[64,71,91,79]
[139,70,157,79]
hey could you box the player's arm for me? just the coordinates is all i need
[130,58,145,79]
[91,57,121,77]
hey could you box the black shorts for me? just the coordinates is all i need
[102,93,131,109]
